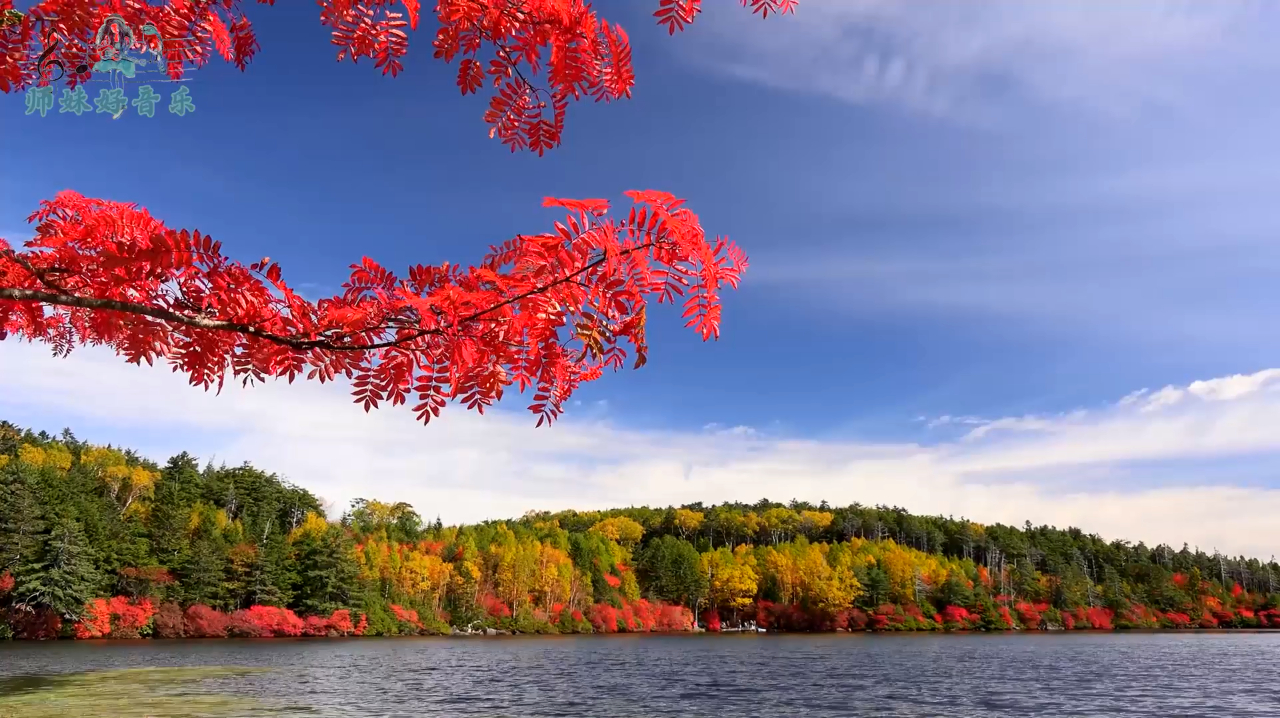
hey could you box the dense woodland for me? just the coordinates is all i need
[2,421,1278,640]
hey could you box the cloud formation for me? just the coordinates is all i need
[684,0,1279,119]
[3,342,1280,557]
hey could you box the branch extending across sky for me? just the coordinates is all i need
[0,0,784,426]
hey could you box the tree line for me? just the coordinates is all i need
[2,421,1276,639]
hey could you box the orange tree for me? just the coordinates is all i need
[0,0,795,425]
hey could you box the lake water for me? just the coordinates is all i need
[2,632,1278,717]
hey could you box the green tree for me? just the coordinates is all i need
[933,572,975,609]
[181,510,228,607]
[248,535,291,607]
[14,518,101,620]
[149,454,203,565]
[637,535,708,607]
[288,525,360,615]
[861,567,892,607]
[0,460,45,574]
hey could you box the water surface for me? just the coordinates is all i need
[2,632,1276,717]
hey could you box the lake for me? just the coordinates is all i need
[2,632,1278,717]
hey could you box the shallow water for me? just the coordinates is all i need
[2,632,1278,717]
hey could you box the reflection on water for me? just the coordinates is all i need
[2,633,1280,717]
[0,666,290,718]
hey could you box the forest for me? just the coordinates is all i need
[2,421,1277,640]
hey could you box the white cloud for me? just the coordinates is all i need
[3,342,1280,557]
[1187,369,1280,402]
[682,0,1280,119]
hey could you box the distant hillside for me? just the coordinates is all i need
[2,421,1276,639]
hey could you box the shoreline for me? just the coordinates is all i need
[8,626,1280,643]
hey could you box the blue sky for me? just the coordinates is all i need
[5,1,1280,555]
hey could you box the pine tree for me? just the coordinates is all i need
[150,454,202,565]
[288,526,360,616]
[0,460,45,574]
[14,518,101,620]
[181,513,228,607]
[248,535,291,608]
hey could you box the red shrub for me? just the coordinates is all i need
[354,613,368,636]
[328,609,355,635]
[183,604,230,638]
[302,616,329,636]
[1163,611,1192,628]
[1015,602,1042,629]
[75,599,113,639]
[74,597,156,639]
[655,604,693,631]
[590,603,619,633]
[1085,607,1113,630]
[479,594,512,618]
[941,605,972,628]
[390,604,423,630]
[0,572,14,594]
[846,608,869,630]
[227,612,269,638]
[154,602,185,638]
[701,606,721,629]
[111,597,156,638]
[602,573,622,589]
[10,609,62,640]
[1172,573,1188,588]
[229,605,304,637]
[993,605,1014,629]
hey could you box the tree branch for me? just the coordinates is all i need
[0,238,660,353]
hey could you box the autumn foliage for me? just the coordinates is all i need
[7,424,1280,641]
[74,596,155,638]
[0,0,786,426]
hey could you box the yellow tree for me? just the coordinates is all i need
[877,543,918,604]
[589,516,645,548]
[673,509,704,540]
[534,543,574,610]
[795,542,862,615]
[16,443,73,471]
[401,550,453,615]
[761,508,798,545]
[488,527,541,611]
[740,512,762,545]
[797,511,834,540]
[761,545,800,605]
[702,546,759,617]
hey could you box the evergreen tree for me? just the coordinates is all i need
[933,572,975,609]
[637,535,707,607]
[0,460,46,574]
[862,567,892,607]
[181,512,228,607]
[249,535,291,607]
[14,518,101,620]
[288,525,359,615]
[150,454,202,565]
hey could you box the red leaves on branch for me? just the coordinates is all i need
[3,1,793,153]
[0,190,746,427]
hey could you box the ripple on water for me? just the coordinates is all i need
[1,633,1280,717]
